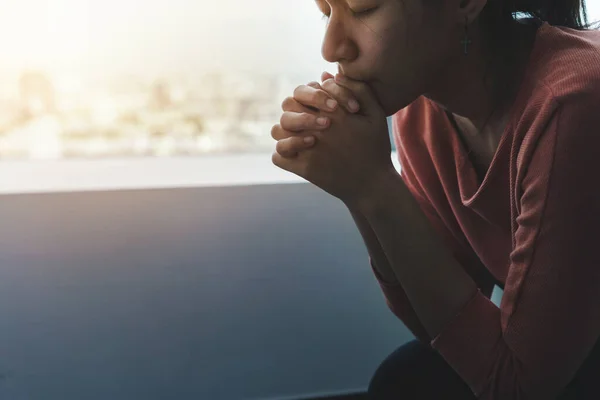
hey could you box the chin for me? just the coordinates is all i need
[378,93,413,117]
[371,81,415,117]
[375,86,417,117]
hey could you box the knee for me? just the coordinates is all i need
[368,340,432,399]
[367,340,475,400]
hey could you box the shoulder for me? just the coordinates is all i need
[532,24,600,97]
[513,76,600,218]
[512,25,600,171]
[390,96,459,206]
[391,96,447,168]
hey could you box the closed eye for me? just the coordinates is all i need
[321,7,378,22]
[317,2,378,23]
[351,7,378,17]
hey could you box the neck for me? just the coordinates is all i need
[424,19,537,133]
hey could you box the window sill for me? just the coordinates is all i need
[0,151,401,195]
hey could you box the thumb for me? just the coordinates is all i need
[334,73,384,118]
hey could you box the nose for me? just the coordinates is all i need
[320,15,358,64]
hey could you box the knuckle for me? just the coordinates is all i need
[317,91,330,106]
[279,111,292,128]
[309,90,323,105]
[321,77,336,88]
[293,85,306,99]
[281,112,304,131]
[271,151,282,167]
[279,137,304,158]
[276,138,294,156]
[303,113,315,126]
[281,96,295,111]
[275,140,286,155]
[321,80,341,98]
[322,79,357,109]
[271,124,281,140]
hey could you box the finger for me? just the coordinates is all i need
[320,78,361,114]
[293,84,339,112]
[275,136,316,158]
[304,82,327,113]
[281,96,319,114]
[272,151,298,175]
[280,111,330,132]
[270,123,320,141]
[321,71,335,82]
[334,73,384,117]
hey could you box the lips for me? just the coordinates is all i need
[337,63,369,82]
[337,63,356,79]
[337,64,358,80]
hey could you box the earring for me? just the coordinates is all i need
[461,16,472,55]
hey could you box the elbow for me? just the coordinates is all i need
[384,297,432,345]
[478,383,564,400]
[476,360,571,400]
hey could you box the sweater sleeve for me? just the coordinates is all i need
[430,95,600,398]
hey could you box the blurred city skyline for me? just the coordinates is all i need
[0,1,597,161]
[0,0,338,159]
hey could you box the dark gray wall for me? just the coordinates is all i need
[0,183,414,400]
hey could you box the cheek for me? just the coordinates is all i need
[362,40,387,75]
[358,28,402,78]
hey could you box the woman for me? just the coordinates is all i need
[270,0,600,398]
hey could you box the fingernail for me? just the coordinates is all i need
[304,136,315,144]
[326,99,337,110]
[316,117,329,126]
[335,73,346,82]
[348,99,359,112]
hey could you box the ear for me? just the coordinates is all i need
[453,0,488,25]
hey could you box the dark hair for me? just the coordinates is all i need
[503,0,591,29]
[474,0,593,131]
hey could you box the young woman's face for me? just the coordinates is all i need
[316,0,460,115]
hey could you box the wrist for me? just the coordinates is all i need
[346,166,403,213]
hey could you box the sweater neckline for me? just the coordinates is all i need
[449,21,550,206]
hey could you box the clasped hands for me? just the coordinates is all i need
[271,71,395,209]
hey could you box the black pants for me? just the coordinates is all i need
[368,339,600,400]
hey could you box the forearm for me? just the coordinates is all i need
[348,208,397,283]
[349,206,433,343]
[353,170,478,339]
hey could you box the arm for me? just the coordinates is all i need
[349,169,496,344]
[356,97,600,398]
[355,170,479,340]
[349,208,431,343]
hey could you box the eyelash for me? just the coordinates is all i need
[352,7,377,17]
[320,7,377,22]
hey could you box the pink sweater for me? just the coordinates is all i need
[374,22,600,398]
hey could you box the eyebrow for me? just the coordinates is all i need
[314,0,330,14]
[315,0,373,8]
[315,0,348,5]
[315,0,351,7]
